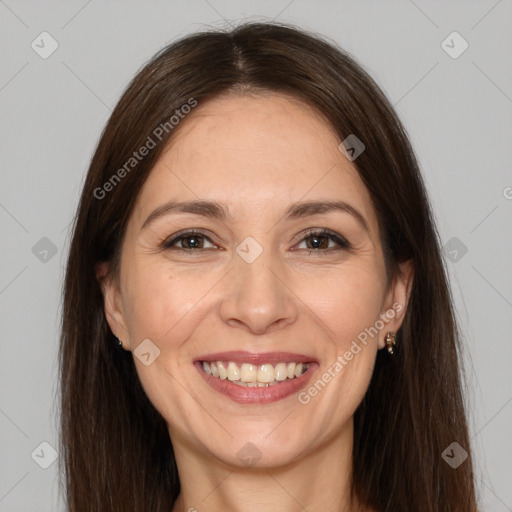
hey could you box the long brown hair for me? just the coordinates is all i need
[58,21,479,511]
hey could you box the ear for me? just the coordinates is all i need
[378,259,414,350]
[95,261,131,349]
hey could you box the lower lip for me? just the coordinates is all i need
[194,361,318,404]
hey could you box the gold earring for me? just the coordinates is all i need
[385,331,396,355]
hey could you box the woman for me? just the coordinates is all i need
[59,21,479,511]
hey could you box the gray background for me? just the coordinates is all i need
[1,1,511,510]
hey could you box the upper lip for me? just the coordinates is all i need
[194,351,318,366]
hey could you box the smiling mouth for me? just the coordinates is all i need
[200,360,310,387]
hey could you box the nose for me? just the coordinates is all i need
[219,246,299,335]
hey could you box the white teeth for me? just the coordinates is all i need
[274,362,288,381]
[240,363,257,382]
[233,380,258,387]
[227,362,240,381]
[257,364,274,383]
[217,361,227,380]
[202,360,310,385]
[232,381,279,388]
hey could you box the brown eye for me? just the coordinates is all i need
[304,234,330,250]
[296,229,350,254]
[162,231,216,250]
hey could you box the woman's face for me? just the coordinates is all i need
[100,93,412,468]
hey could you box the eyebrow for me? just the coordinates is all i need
[141,199,369,233]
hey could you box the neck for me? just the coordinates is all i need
[169,418,368,512]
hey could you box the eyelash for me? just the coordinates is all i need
[160,228,351,256]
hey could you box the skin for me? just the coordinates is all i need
[98,92,414,512]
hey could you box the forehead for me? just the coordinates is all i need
[132,93,378,232]
[163,92,341,169]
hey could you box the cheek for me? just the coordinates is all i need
[293,262,385,348]
[122,259,222,347]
